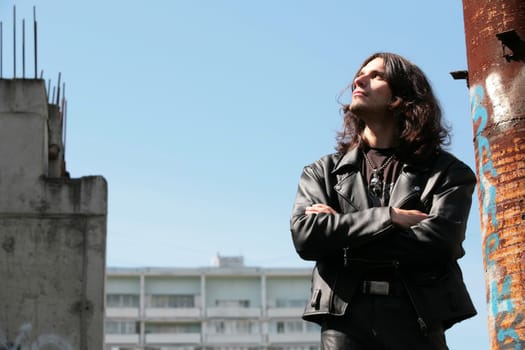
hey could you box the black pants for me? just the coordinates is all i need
[320,293,448,350]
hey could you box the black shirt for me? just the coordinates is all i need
[361,146,402,207]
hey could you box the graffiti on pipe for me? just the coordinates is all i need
[0,323,73,350]
[471,83,524,349]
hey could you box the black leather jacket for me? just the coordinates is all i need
[290,147,477,329]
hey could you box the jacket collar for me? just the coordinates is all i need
[331,147,361,174]
[332,146,435,175]
[330,146,434,210]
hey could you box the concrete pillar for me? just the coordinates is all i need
[260,273,268,346]
[201,273,207,345]
[0,79,107,350]
[139,273,145,347]
[461,1,525,349]
[47,104,65,178]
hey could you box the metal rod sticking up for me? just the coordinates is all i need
[47,78,51,102]
[56,72,61,105]
[22,19,25,79]
[63,99,68,159]
[61,82,66,111]
[33,7,37,79]
[13,6,16,78]
[1,21,3,79]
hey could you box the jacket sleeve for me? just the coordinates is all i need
[397,159,476,261]
[290,162,395,261]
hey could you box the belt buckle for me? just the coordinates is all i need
[363,280,390,295]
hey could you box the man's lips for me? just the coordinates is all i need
[352,90,366,97]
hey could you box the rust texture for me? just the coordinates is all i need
[462,0,525,349]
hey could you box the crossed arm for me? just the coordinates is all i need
[305,203,428,229]
[291,157,476,262]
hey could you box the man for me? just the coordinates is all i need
[290,52,476,350]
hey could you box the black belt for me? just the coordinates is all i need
[360,279,405,296]
[357,265,402,296]
[345,258,430,335]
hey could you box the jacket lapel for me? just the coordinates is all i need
[389,169,419,208]
[335,172,370,211]
[389,165,428,209]
[332,148,370,211]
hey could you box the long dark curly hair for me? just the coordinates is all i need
[336,52,450,161]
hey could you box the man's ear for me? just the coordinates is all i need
[389,96,402,110]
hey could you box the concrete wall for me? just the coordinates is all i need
[0,79,107,350]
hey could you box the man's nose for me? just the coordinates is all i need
[354,74,367,87]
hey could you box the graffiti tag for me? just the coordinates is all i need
[0,323,72,350]
[471,84,523,349]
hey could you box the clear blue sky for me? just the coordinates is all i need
[1,1,488,348]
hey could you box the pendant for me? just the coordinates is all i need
[369,171,383,198]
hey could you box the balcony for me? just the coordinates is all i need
[105,334,140,345]
[145,333,201,344]
[266,307,304,318]
[206,307,261,318]
[145,307,201,319]
[268,332,320,344]
[204,333,263,344]
[105,307,140,318]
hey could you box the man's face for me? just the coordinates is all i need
[349,57,394,118]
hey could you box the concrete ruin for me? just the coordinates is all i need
[0,79,107,349]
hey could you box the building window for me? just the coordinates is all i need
[145,322,201,334]
[147,347,199,350]
[106,294,139,308]
[146,294,195,308]
[208,320,259,335]
[305,322,321,333]
[204,348,262,350]
[268,347,319,350]
[215,299,250,308]
[268,345,320,350]
[275,321,303,334]
[105,320,138,334]
[275,299,307,308]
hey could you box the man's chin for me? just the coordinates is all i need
[348,103,364,114]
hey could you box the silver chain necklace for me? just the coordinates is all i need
[362,149,395,198]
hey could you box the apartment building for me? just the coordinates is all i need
[105,256,320,350]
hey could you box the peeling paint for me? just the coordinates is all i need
[470,81,524,349]
[485,73,511,125]
[463,1,525,348]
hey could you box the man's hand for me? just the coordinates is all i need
[305,203,338,215]
[390,207,428,229]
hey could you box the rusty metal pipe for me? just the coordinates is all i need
[461,0,525,349]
